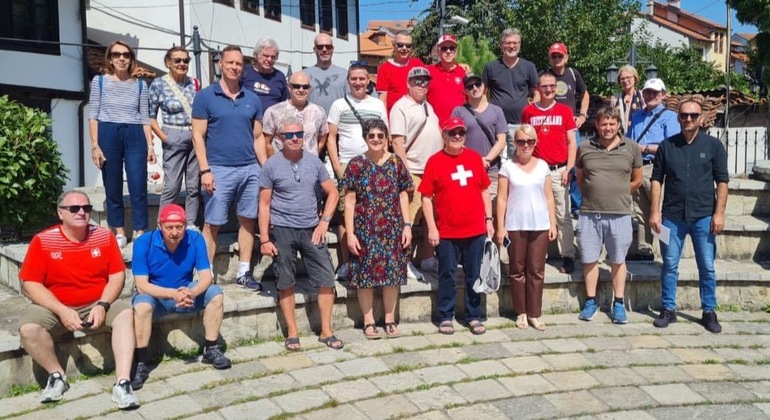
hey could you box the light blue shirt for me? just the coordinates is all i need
[628,104,680,161]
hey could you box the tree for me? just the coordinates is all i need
[731,0,770,91]
[456,36,496,75]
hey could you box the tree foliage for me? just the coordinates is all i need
[635,43,722,92]
[731,0,770,91]
[456,36,496,75]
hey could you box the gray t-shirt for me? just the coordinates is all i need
[304,64,348,114]
[482,58,538,124]
[260,152,331,228]
[451,103,508,172]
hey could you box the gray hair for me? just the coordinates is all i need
[278,113,302,131]
[500,28,522,43]
[394,30,412,38]
[254,38,279,58]
[57,190,90,206]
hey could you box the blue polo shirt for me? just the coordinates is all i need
[131,229,210,289]
[192,82,263,166]
[628,104,680,161]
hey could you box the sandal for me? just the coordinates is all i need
[363,323,383,340]
[318,335,344,350]
[529,317,546,331]
[284,337,300,352]
[384,322,401,339]
[515,314,528,330]
[438,320,454,335]
[468,320,486,335]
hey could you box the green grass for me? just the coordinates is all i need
[7,383,40,397]
[703,359,720,364]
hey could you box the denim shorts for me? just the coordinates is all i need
[271,225,335,290]
[132,281,223,319]
[203,163,261,225]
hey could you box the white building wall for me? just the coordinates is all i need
[50,100,83,191]
[631,17,689,49]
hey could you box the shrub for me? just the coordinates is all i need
[0,95,69,240]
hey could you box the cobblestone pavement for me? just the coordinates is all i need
[4,311,770,419]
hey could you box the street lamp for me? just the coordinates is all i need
[212,49,222,81]
[605,43,657,84]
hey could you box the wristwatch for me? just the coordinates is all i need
[321,215,332,223]
[96,301,111,312]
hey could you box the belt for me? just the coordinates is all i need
[642,160,654,166]
[165,124,192,131]
[548,163,567,171]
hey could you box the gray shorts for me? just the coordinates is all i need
[203,163,260,225]
[577,213,633,264]
[271,225,335,290]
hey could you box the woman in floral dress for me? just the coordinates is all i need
[341,119,413,339]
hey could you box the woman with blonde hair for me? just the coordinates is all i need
[89,40,155,248]
[496,124,556,331]
[609,65,645,134]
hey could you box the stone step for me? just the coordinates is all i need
[726,178,770,217]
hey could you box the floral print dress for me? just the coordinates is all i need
[340,154,413,288]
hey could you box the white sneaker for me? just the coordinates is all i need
[115,234,127,249]
[112,379,140,409]
[186,224,201,233]
[336,262,350,280]
[40,372,69,403]
[407,262,424,281]
[420,257,438,273]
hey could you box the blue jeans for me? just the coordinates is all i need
[99,122,149,230]
[436,234,486,323]
[660,216,717,311]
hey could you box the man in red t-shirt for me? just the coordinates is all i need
[18,190,139,409]
[522,71,577,274]
[420,118,493,336]
[427,34,470,125]
[377,30,425,114]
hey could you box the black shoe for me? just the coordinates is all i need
[131,362,150,390]
[627,253,655,261]
[701,311,722,333]
[202,345,232,369]
[653,308,677,328]
[559,258,575,274]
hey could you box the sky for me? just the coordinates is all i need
[358,0,759,35]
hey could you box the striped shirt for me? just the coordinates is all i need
[88,75,150,125]
[149,76,198,126]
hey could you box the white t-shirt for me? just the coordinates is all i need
[499,159,551,231]
[327,95,388,163]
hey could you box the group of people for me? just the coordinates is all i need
[19,28,728,409]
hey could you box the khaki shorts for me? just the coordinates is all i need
[408,173,423,224]
[19,299,132,335]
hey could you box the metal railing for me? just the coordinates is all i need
[707,127,768,175]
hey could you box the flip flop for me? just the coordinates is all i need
[284,337,300,352]
[438,320,454,335]
[318,335,344,350]
[468,320,486,335]
[363,323,383,340]
[384,322,401,339]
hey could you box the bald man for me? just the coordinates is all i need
[305,33,348,114]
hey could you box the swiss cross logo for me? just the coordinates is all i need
[451,165,473,186]
[91,248,101,258]
[50,251,62,260]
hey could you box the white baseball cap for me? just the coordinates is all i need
[642,78,666,92]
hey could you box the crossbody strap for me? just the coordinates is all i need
[163,74,193,118]
[404,102,429,154]
[343,95,366,128]
[635,110,664,145]
[464,104,497,148]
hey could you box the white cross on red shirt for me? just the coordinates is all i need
[451,165,473,186]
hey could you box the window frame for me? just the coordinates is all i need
[299,0,316,31]
[239,0,259,15]
[319,0,333,35]
[0,0,61,55]
[264,0,281,22]
[335,0,349,40]
[213,0,235,7]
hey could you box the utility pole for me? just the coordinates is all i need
[179,0,185,47]
[725,0,731,138]
[439,0,446,38]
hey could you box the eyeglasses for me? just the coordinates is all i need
[678,112,701,120]
[410,78,430,88]
[619,76,634,82]
[515,139,536,147]
[289,83,310,90]
[291,163,301,182]
[465,81,483,90]
[366,132,387,140]
[502,41,521,46]
[349,60,368,68]
[171,57,191,64]
[447,129,466,137]
[281,131,305,140]
[550,54,565,59]
[315,44,334,51]
[396,42,413,49]
[58,204,93,213]
[439,46,457,53]
[539,84,557,90]
[109,51,131,59]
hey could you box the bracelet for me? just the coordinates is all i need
[485,217,494,222]
[260,240,271,245]
[404,222,413,228]
[200,168,212,176]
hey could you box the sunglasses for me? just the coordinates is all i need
[411,79,430,88]
[515,139,536,147]
[366,132,387,140]
[678,112,701,120]
[59,204,93,213]
[281,131,305,140]
[349,60,368,68]
[465,81,483,90]
[109,51,131,59]
[396,42,413,49]
[291,163,301,182]
[289,83,310,90]
[550,54,565,59]
[447,129,466,137]
[439,46,457,53]
[315,44,334,51]
[171,57,191,64]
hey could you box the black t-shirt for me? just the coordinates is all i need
[482,58,538,124]
[544,67,587,114]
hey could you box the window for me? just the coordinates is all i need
[240,0,258,14]
[319,0,333,34]
[300,0,315,29]
[213,0,234,6]
[264,0,280,21]
[0,0,60,55]
[336,0,349,39]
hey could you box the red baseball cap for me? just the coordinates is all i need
[549,42,568,56]
[436,34,458,47]
[158,204,186,224]
[442,118,466,131]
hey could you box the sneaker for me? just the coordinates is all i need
[612,302,628,324]
[116,234,128,249]
[235,272,262,290]
[407,262,425,282]
[701,310,722,333]
[131,362,150,390]
[336,262,350,280]
[652,308,677,328]
[578,299,598,321]
[186,224,201,233]
[112,379,140,410]
[40,372,69,403]
[202,344,232,369]
[559,257,575,274]
[420,257,438,273]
